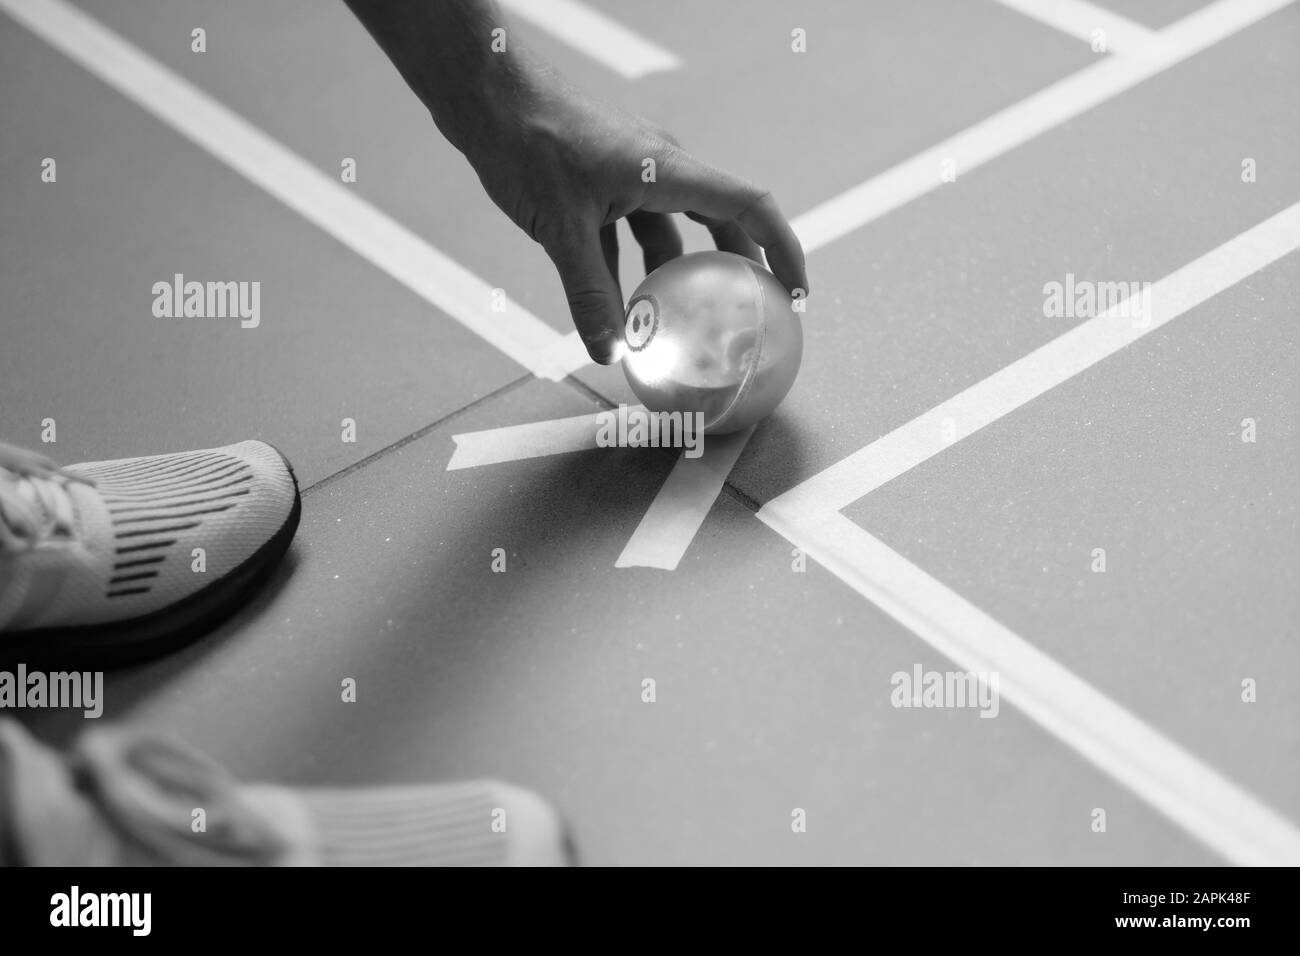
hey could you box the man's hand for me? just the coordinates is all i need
[464,82,808,363]
[345,0,808,364]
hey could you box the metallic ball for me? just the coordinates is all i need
[620,251,803,435]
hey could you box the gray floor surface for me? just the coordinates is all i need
[2,0,1295,864]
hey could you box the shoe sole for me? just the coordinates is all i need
[0,446,302,670]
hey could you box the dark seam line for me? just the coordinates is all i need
[719,480,760,513]
[302,373,537,497]
[558,374,620,411]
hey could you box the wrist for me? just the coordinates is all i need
[430,49,550,163]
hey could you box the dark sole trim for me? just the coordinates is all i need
[0,447,302,670]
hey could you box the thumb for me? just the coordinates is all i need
[546,230,625,365]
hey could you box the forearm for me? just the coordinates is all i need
[344,0,807,363]
[342,0,544,159]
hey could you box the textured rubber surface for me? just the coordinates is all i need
[0,449,301,670]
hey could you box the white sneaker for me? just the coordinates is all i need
[0,440,300,665]
[0,719,577,866]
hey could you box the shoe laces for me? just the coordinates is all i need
[0,442,94,554]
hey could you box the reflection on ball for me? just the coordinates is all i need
[620,251,803,435]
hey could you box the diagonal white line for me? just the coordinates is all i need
[0,0,590,382]
[447,409,747,570]
[792,0,1296,254]
[990,0,1159,54]
[499,0,681,79]
[771,201,1300,517]
[446,407,645,470]
[603,0,1295,584]
[616,427,754,570]
[756,508,1300,866]
[537,330,595,379]
[759,204,1300,863]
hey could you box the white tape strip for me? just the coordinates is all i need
[447,406,646,470]
[772,201,1300,517]
[499,0,682,79]
[616,427,754,570]
[793,0,1296,253]
[990,0,1158,54]
[0,0,587,382]
[758,509,1300,866]
[758,202,1300,865]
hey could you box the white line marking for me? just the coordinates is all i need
[759,203,1300,864]
[0,0,589,382]
[615,427,754,569]
[16,0,1294,860]
[536,330,596,380]
[499,0,681,79]
[772,202,1300,517]
[448,411,749,570]
[757,509,1300,866]
[792,0,1295,254]
[990,0,1158,54]
[602,0,1293,581]
[446,407,642,470]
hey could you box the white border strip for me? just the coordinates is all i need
[0,0,589,382]
[615,426,754,569]
[499,0,681,79]
[990,0,1158,54]
[793,0,1295,254]
[758,509,1300,866]
[446,406,644,470]
[446,411,751,571]
[759,204,1300,864]
[771,202,1300,516]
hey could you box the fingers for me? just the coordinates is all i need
[734,190,809,297]
[626,210,683,274]
[545,228,625,365]
[684,212,762,264]
[642,153,809,296]
[600,222,622,300]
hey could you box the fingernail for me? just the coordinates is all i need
[583,329,622,365]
